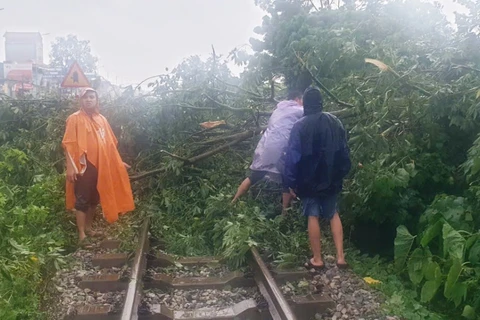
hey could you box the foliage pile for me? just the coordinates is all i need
[245,0,480,318]
[144,0,480,317]
[2,0,480,319]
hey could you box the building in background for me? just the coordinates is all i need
[2,32,43,97]
[1,32,120,98]
[4,32,43,64]
[3,61,33,95]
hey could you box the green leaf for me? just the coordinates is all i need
[450,282,468,307]
[421,280,441,303]
[468,240,480,265]
[466,235,479,251]
[0,264,12,282]
[443,223,465,260]
[408,248,425,285]
[444,258,462,299]
[395,168,410,185]
[462,305,475,319]
[394,225,416,271]
[421,220,443,248]
[471,157,480,176]
[423,261,442,281]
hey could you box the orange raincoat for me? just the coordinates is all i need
[62,88,134,223]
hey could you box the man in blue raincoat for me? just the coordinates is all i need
[284,87,351,270]
[232,89,303,212]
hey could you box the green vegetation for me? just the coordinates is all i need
[0,143,74,318]
[2,0,480,319]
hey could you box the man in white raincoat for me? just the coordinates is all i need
[232,90,303,212]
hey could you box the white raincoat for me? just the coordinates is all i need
[250,100,303,183]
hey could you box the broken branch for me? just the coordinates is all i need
[196,126,267,145]
[129,127,265,181]
[160,150,189,162]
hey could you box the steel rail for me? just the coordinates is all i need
[249,247,297,320]
[121,217,150,320]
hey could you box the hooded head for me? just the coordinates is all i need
[79,87,99,113]
[303,86,323,116]
[287,89,303,106]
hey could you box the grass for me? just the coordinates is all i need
[345,248,448,320]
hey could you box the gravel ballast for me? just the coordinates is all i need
[142,287,261,311]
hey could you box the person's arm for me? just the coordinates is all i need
[62,116,78,183]
[283,124,302,193]
[65,152,77,182]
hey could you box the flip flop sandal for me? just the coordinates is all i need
[87,230,105,238]
[79,237,95,249]
[336,262,350,269]
[304,260,325,271]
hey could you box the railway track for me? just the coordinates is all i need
[70,218,335,320]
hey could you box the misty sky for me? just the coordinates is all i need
[0,0,468,86]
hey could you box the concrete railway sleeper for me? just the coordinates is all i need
[69,218,335,320]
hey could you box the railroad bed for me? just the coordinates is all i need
[60,218,336,320]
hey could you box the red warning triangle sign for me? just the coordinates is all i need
[61,61,90,88]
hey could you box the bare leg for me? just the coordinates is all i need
[75,210,87,241]
[330,212,346,264]
[308,216,324,266]
[85,206,95,234]
[281,192,293,215]
[232,178,252,203]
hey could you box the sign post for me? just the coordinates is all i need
[61,61,90,88]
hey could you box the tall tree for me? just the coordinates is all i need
[49,34,98,73]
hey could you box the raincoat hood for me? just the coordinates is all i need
[303,86,323,116]
[79,87,99,113]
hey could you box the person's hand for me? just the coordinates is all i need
[66,167,77,183]
[123,162,131,169]
[289,188,297,199]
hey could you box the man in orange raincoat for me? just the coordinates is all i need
[62,88,134,242]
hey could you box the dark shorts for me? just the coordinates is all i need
[74,161,100,212]
[249,170,268,185]
[248,170,289,193]
[302,194,338,220]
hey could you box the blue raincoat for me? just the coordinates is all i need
[283,111,351,198]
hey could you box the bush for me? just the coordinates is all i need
[0,147,73,319]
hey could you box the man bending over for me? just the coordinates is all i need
[232,90,303,213]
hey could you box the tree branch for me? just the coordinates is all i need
[204,93,258,113]
[187,132,257,163]
[294,50,355,108]
[160,150,189,162]
[213,75,265,99]
[134,74,163,91]
[130,167,166,182]
[270,78,275,102]
[309,0,320,11]
[452,64,480,74]
[166,103,217,111]
[129,127,265,181]
[189,123,232,137]
[196,126,267,145]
